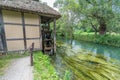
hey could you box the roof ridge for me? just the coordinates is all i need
[0,0,61,18]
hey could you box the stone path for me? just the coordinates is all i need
[0,57,33,80]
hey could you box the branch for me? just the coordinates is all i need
[90,22,98,32]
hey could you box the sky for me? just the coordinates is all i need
[41,0,58,10]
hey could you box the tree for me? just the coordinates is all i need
[54,0,79,39]
[54,0,120,35]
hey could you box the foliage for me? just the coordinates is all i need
[74,32,120,47]
[54,0,120,35]
[54,0,79,39]
[33,52,59,80]
[57,44,120,80]
[63,70,71,80]
[34,51,72,80]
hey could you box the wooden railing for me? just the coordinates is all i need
[28,42,34,66]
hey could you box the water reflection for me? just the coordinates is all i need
[66,40,120,61]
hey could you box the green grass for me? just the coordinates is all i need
[0,53,29,75]
[74,32,120,47]
[33,51,59,80]
[34,51,72,80]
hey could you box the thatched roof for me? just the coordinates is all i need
[0,0,61,18]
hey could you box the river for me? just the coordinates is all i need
[68,40,120,60]
[52,39,120,80]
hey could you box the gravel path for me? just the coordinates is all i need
[0,57,33,80]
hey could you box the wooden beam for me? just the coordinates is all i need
[6,38,40,41]
[39,16,42,49]
[21,12,27,49]
[4,22,40,27]
[53,18,56,54]
[0,8,8,52]
[2,8,59,18]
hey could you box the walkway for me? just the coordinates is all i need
[0,57,33,80]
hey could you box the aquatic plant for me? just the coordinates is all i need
[57,43,120,80]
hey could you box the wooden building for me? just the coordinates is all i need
[0,0,61,53]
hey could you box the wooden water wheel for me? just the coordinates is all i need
[42,26,54,55]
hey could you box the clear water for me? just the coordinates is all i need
[67,40,120,61]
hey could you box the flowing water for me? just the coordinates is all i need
[67,40,120,60]
[52,39,120,80]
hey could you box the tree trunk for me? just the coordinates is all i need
[90,22,98,35]
[98,19,107,35]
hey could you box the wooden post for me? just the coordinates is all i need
[21,12,27,50]
[30,43,34,66]
[0,8,7,52]
[53,18,56,54]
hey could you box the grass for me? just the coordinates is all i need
[74,32,120,47]
[34,51,72,80]
[33,51,59,80]
[0,52,29,75]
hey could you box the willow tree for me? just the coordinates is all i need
[78,0,120,35]
[54,0,79,39]
[54,0,120,35]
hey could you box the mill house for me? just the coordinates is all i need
[0,0,61,54]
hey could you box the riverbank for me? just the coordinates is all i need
[74,32,120,47]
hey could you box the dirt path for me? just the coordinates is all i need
[0,57,33,80]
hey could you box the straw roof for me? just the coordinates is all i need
[0,0,61,18]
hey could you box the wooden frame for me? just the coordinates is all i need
[0,8,57,52]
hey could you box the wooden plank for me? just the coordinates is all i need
[44,39,53,42]
[44,47,53,50]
